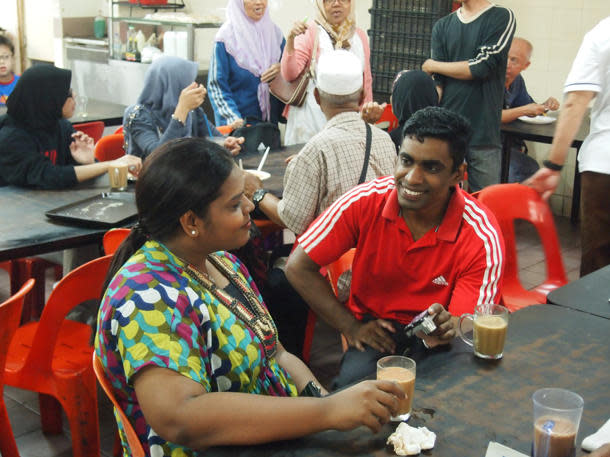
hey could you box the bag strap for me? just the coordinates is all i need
[358,122,372,185]
[123,104,143,152]
[309,26,319,79]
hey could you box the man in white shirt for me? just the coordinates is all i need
[526,17,610,276]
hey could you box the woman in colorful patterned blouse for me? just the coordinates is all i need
[95,137,403,456]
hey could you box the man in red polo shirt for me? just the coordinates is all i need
[286,107,505,388]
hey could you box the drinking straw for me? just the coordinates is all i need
[239,158,243,170]
[257,147,270,172]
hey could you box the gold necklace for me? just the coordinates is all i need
[184,254,278,359]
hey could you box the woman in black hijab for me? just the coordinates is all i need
[0,64,141,189]
[389,70,439,152]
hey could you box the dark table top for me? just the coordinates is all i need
[547,265,610,319]
[206,305,609,457]
[0,176,133,261]
[500,111,589,146]
[67,98,126,126]
[0,143,303,262]
[238,143,305,196]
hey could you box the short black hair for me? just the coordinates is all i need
[402,106,472,171]
[0,35,15,55]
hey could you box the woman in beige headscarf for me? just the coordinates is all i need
[281,0,382,145]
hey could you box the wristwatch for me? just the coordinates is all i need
[299,380,323,397]
[252,188,268,209]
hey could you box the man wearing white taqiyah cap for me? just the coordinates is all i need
[315,49,363,96]
[249,48,396,356]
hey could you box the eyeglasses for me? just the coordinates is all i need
[323,0,350,5]
[0,54,13,62]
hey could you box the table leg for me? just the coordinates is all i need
[501,135,512,183]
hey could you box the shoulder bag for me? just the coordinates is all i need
[269,27,319,107]
[232,116,281,154]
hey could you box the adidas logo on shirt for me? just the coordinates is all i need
[432,275,449,287]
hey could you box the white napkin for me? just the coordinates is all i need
[582,418,610,452]
[387,422,436,456]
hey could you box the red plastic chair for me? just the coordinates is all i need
[73,121,105,144]
[93,354,146,457]
[114,125,123,134]
[2,258,62,323]
[95,133,125,162]
[103,228,132,255]
[374,103,399,132]
[4,255,114,457]
[0,279,35,457]
[326,249,356,353]
[253,219,283,239]
[477,183,567,311]
[216,125,233,135]
[302,249,356,362]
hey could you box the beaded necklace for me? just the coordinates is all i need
[184,254,278,360]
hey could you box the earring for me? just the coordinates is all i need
[191,230,197,236]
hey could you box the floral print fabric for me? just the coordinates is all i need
[95,240,297,456]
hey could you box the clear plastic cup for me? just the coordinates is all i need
[532,388,584,457]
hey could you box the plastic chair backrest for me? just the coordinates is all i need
[216,125,233,135]
[374,104,399,133]
[95,133,125,162]
[114,125,123,134]
[103,228,132,255]
[326,249,356,296]
[73,121,105,144]
[23,255,113,373]
[0,279,34,457]
[477,183,567,307]
[93,354,146,457]
[325,249,356,353]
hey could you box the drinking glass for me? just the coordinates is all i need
[376,355,416,421]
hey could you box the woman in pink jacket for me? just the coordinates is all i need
[281,0,381,145]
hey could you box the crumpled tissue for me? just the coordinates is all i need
[387,422,436,456]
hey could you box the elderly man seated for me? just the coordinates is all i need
[248,50,396,356]
[503,37,560,123]
[286,107,505,388]
[502,37,561,182]
[251,49,396,235]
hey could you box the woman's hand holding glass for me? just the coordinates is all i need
[325,380,405,433]
[110,155,143,177]
[69,131,95,164]
[174,82,206,123]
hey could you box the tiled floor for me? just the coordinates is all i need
[0,216,581,456]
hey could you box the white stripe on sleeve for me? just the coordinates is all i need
[299,177,395,253]
[469,8,516,66]
[462,196,503,304]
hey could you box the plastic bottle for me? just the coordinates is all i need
[145,32,157,48]
[127,26,136,53]
[94,11,107,38]
[125,26,140,61]
[135,30,146,52]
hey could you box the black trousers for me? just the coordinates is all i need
[331,316,429,391]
